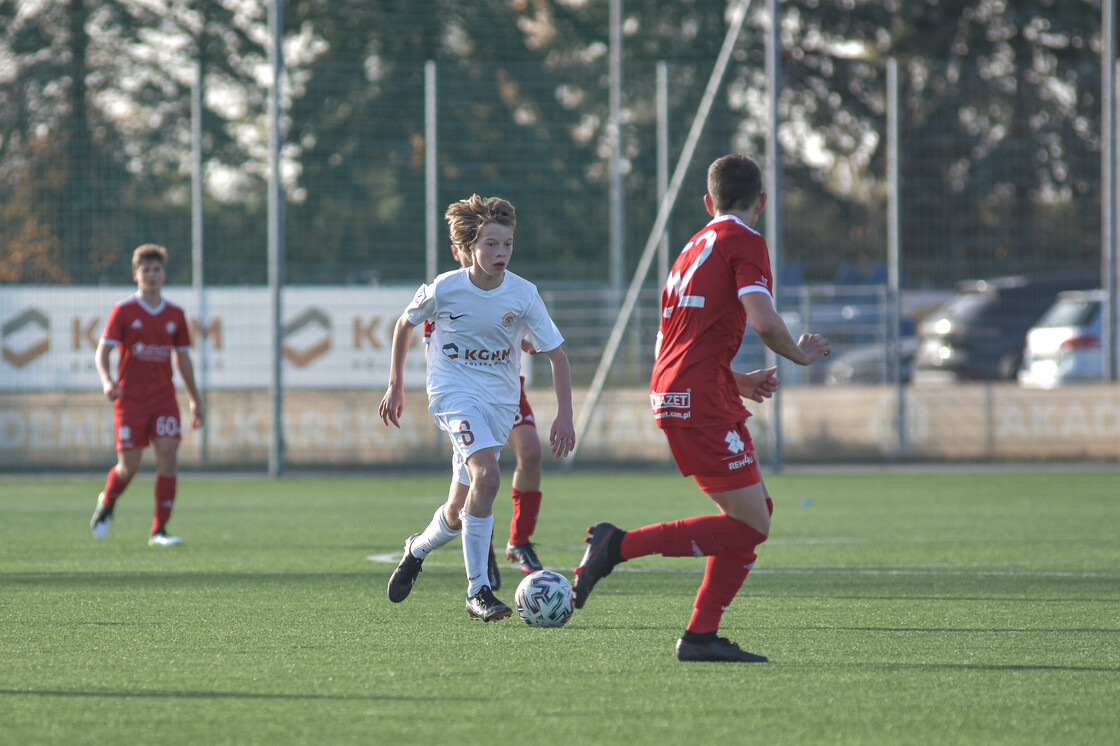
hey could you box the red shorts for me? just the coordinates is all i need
[662,419,761,493]
[113,396,182,451]
[512,376,536,429]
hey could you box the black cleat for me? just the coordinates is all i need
[572,522,622,609]
[487,546,502,590]
[675,636,768,663]
[505,542,543,573]
[90,493,114,540]
[387,534,424,603]
[465,585,513,622]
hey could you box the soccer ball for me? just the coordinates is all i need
[514,570,575,628]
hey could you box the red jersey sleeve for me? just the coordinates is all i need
[730,231,774,299]
[102,303,126,345]
[171,308,192,348]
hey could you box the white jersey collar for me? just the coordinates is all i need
[134,293,166,315]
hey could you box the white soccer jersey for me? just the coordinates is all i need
[405,268,563,408]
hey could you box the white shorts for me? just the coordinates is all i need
[430,395,516,486]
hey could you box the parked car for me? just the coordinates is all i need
[913,274,1099,383]
[823,336,919,386]
[1018,290,1113,387]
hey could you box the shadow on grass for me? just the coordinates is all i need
[0,688,487,702]
[800,625,1120,634]
[1,571,370,588]
[806,662,1120,673]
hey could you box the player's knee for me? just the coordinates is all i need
[517,446,542,474]
[735,514,769,544]
[725,547,758,571]
[116,459,139,482]
[443,506,463,532]
[470,466,501,499]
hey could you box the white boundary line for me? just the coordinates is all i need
[364,553,1113,578]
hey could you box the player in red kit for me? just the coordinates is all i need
[573,154,830,662]
[91,244,204,546]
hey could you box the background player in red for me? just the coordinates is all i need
[572,154,831,662]
[90,244,204,546]
[424,243,549,590]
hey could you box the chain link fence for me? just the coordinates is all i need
[1,6,1115,470]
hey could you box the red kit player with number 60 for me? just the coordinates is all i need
[90,244,204,547]
[573,154,830,662]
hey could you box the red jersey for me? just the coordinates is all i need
[101,295,192,405]
[651,215,774,429]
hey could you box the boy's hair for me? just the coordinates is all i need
[444,195,516,250]
[132,243,168,271]
[707,155,763,213]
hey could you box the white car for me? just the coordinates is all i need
[1018,290,1110,388]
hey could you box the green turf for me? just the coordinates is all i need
[1,469,1118,745]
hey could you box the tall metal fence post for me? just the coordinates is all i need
[1103,0,1117,382]
[656,61,670,283]
[608,0,624,295]
[191,45,209,467]
[425,60,438,283]
[267,0,285,477]
[887,57,905,453]
[766,0,784,473]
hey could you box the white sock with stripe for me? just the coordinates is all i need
[411,505,460,559]
[460,510,494,596]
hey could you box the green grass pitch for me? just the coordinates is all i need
[2,468,1118,744]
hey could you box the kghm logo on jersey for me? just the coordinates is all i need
[650,390,691,421]
[441,342,512,366]
[463,347,511,363]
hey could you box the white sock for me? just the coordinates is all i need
[460,510,494,596]
[411,505,460,559]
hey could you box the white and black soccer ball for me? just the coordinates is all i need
[514,570,574,628]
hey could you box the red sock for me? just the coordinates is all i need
[509,489,542,546]
[620,514,767,560]
[102,468,130,507]
[152,476,176,534]
[685,499,774,634]
[687,549,758,634]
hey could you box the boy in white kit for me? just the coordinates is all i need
[379,195,576,622]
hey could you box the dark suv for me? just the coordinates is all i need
[913,274,1099,382]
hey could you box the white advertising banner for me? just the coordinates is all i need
[0,286,426,391]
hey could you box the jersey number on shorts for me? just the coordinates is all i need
[155,416,180,437]
[457,420,475,447]
[664,229,716,318]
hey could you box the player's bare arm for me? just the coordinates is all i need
[94,340,121,401]
[741,292,831,365]
[543,345,575,458]
[734,366,779,403]
[379,313,416,428]
[174,349,205,429]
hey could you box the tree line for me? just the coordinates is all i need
[0,0,1108,288]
